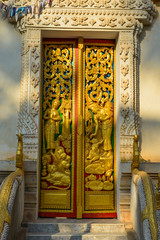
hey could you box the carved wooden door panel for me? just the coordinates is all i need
[39,38,117,218]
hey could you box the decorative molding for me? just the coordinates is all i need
[17,110,38,135]
[7,0,156,15]
[120,108,140,136]
[121,93,129,105]
[119,29,142,158]
[121,65,129,77]
[16,9,154,31]
[120,135,134,161]
[31,76,40,88]
[22,135,38,160]
[121,78,129,90]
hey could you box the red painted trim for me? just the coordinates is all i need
[82,213,117,218]
[43,38,76,43]
[43,39,115,44]
[74,41,78,218]
[39,212,76,218]
[84,39,115,44]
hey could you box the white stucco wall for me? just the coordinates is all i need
[140,6,160,162]
[0,19,21,161]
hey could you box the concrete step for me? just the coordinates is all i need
[26,232,128,240]
[27,223,125,234]
[26,220,131,240]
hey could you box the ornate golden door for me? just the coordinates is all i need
[39,38,116,218]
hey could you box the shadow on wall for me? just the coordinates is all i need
[141,119,160,162]
[0,19,22,161]
[140,6,160,163]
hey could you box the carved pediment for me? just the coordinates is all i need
[3,0,157,31]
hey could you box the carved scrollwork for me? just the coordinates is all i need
[84,44,114,191]
[41,43,73,190]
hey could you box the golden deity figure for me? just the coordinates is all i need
[99,101,113,152]
[84,97,114,191]
[43,98,61,154]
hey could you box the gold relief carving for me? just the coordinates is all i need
[43,98,61,152]
[42,146,71,188]
[84,45,114,192]
[41,44,73,191]
[85,191,114,210]
[40,190,70,209]
[43,44,72,110]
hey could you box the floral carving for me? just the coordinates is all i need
[63,17,69,24]
[120,46,130,62]
[44,0,156,12]
[121,93,129,104]
[121,79,129,90]
[31,92,39,104]
[71,17,88,26]
[99,17,117,27]
[121,65,129,76]
[31,106,39,118]
[15,5,156,31]
[126,17,135,27]
[31,62,40,74]
[31,77,39,88]
[52,17,61,26]
[89,19,96,26]
[118,18,126,26]
[31,48,40,60]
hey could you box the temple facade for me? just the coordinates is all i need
[0,0,160,239]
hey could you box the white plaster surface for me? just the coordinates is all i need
[131,179,144,240]
[0,19,21,162]
[0,160,16,171]
[140,6,160,162]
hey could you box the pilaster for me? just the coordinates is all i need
[17,29,41,160]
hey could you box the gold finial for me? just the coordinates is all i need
[16,133,23,169]
[131,134,139,173]
[78,37,84,50]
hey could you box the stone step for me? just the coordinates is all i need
[27,223,125,234]
[26,232,128,240]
